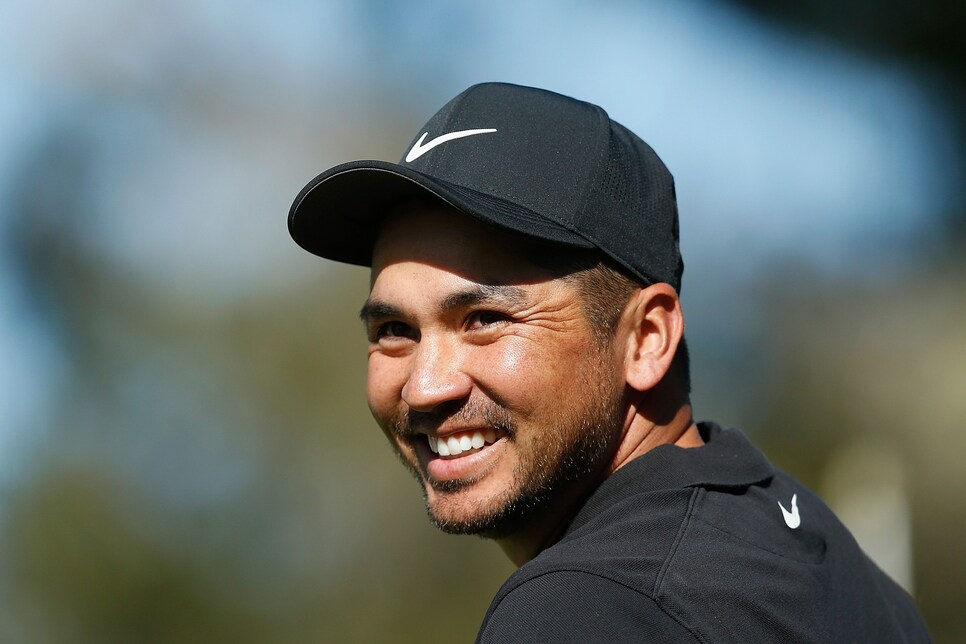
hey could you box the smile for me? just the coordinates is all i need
[427,428,500,458]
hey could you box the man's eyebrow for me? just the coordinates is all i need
[359,284,528,323]
[439,284,528,313]
[359,300,401,323]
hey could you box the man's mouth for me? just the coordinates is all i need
[427,428,501,458]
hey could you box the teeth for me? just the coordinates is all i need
[447,436,462,455]
[427,429,501,458]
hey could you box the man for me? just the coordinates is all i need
[288,83,929,641]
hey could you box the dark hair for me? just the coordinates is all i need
[534,247,691,395]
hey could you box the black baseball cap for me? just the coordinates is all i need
[288,82,683,291]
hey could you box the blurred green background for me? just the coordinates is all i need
[1,1,963,642]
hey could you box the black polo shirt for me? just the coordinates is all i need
[476,423,929,642]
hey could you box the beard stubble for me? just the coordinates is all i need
[388,357,626,541]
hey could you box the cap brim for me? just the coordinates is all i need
[288,160,594,267]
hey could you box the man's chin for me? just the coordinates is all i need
[422,485,548,541]
[427,508,527,541]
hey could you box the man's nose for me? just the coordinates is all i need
[401,336,472,412]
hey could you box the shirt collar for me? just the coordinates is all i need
[563,422,774,537]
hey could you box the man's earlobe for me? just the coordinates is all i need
[622,284,684,392]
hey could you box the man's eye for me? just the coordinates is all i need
[375,321,416,340]
[467,311,509,329]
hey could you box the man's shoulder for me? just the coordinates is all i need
[505,488,695,588]
[476,568,699,644]
[478,424,931,642]
[477,484,703,643]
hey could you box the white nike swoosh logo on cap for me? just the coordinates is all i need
[405,128,497,162]
[778,493,801,529]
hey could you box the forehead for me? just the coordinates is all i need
[370,205,568,287]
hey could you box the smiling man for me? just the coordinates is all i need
[288,83,928,642]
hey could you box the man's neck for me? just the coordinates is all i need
[495,469,602,566]
[496,400,703,567]
[607,402,702,475]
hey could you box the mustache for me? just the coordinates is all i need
[391,399,517,438]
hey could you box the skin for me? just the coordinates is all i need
[362,206,703,566]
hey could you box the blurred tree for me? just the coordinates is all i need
[755,259,966,642]
[0,95,513,644]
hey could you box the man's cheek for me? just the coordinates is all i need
[489,343,527,375]
[478,342,566,408]
[366,359,405,417]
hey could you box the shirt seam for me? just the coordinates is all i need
[651,487,704,641]
[482,568,702,642]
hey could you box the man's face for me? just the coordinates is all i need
[363,207,628,538]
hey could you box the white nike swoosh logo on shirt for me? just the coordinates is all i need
[405,128,497,162]
[778,493,801,529]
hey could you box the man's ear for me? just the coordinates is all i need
[621,283,684,392]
